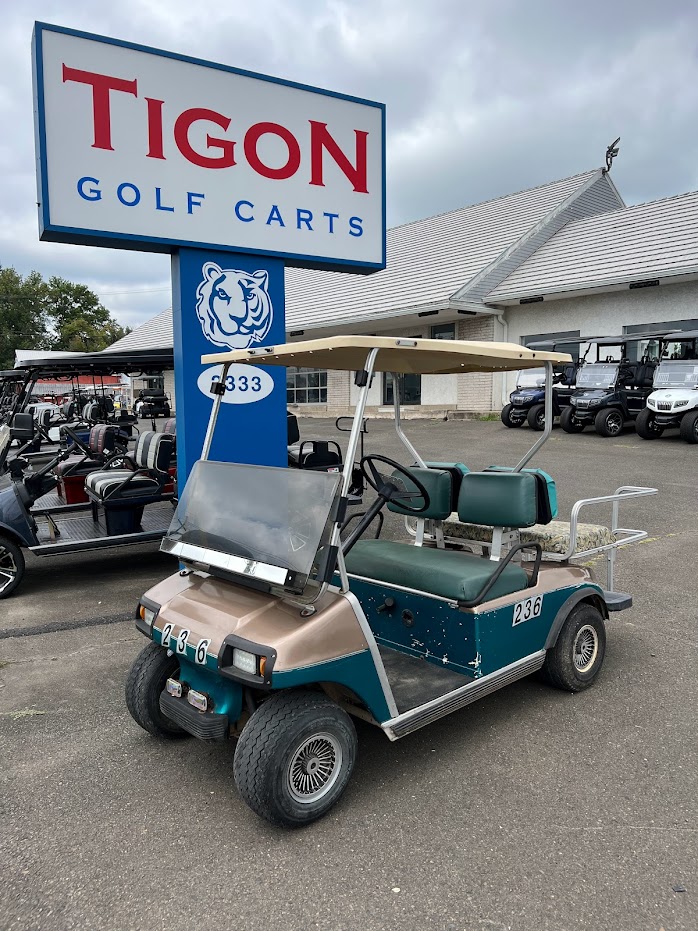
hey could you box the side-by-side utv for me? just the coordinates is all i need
[638,330,698,442]
[125,336,655,828]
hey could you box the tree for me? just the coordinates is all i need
[0,267,50,369]
[45,276,131,352]
[0,266,131,368]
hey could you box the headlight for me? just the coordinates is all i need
[570,398,578,406]
[647,398,655,408]
[674,400,689,408]
[232,648,258,675]
[588,398,602,407]
[138,600,160,629]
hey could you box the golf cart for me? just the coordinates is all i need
[287,411,367,502]
[560,335,664,437]
[0,423,176,599]
[638,330,698,442]
[134,387,171,419]
[125,335,655,828]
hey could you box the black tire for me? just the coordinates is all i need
[541,603,606,692]
[526,403,546,431]
[125,642,189,739]
[559,406,586,434]
[594,407,624,438]
[679,410,698,444]
[501,403,523,428]
[0,535,25,600]
[234,691,357,828]
[635,407,664,440]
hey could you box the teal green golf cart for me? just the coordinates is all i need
[126,336,655,827]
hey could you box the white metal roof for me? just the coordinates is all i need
[202,335,572,375]
[488,190,698,303]
[102,306,174,353]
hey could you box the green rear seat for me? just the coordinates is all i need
[345,539,528,602]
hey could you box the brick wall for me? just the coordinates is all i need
[456,316,496,411]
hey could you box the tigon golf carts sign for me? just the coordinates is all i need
[32,23,385,271]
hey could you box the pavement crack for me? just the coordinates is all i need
[0,612,132,640]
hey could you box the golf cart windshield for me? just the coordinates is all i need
[515,368,546,388]
[653,360,698,388]
[576,363,618,389]
[162,460,341,600]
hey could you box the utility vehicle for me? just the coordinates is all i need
[638,330,698,442]
[126,336,654,828]
[560,335,665,437]
[0,424,175,599]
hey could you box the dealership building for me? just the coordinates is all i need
[109,165,698,416]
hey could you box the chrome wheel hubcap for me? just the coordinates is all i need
[0,545,18,594]
[607,413,622,435]
[287,733,342,803]
[573,625,599,673]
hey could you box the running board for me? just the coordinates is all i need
[29,529,166,556]
[381,651,546,741]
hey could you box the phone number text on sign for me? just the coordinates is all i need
[197,363,274,403]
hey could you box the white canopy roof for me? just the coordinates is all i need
[202,335,571,375]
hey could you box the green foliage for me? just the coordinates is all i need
[0,266,131,368]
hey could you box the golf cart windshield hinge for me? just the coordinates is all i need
[355,369,369,387]
[210,380,226,396]
[334,496,348,526]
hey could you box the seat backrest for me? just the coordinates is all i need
[11,412,35,442]
[301,441,341,469]
[163,417,177,436]
[88,424,117,455]
[62,400,75,419]
[134,431,173,474]
[287,411,300,446]
[457,472,539,528]
[635,362,655,388]
[82,400,99,423]
[387,467,453,520]
[486,465,557,521]
[423,461,469,512]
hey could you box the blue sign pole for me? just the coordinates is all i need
[172,247,287,484]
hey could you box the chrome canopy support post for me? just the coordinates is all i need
[393,373,426,467]
[514,360,554,471]
[200,362,229,461]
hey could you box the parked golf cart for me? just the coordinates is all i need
[134,387,171,419]
[0,423,176,599]
[560,334,665,437]
[637,330,698,442]
[126,335,654,828]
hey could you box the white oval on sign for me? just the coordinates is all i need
[197,364,274,404]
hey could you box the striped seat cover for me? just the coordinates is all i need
[54,425,117,476]
[85,432,172,500]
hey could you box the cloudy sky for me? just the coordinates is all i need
[2,0,698,330]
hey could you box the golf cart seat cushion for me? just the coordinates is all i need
[424,461,470,511]
[441,517,616,554]
[163,417,176,436]
[457,472,539,528]
[345,539,528,603]
[387,467,453,520]
[85,469,160,497]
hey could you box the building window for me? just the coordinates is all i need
[431,322,456,340]
[383,372,422,406]
[624,319,698,362]
[286,367,327,404]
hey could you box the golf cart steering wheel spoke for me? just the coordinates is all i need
[359,454,431,515]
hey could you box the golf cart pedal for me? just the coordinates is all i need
[602,590,632,612]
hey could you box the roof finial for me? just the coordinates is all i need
[604,136,620,173]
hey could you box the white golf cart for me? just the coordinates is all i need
[639,330,698,442]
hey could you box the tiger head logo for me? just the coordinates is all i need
[195,262,274,350]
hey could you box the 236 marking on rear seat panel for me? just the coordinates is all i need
[512,595,543,626]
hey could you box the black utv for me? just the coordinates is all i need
[134,388,171,419]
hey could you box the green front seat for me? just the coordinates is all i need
[345,470,546,605]
[345,539,528,602]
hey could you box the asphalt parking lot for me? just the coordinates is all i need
[1,416,696,931]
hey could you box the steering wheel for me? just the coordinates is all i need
[360,455,431,515]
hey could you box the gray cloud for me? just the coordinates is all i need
[1,0,698,330]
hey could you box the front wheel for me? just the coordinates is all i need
[0,535,25,600]
[526,403,546,431]
[234,691,357,827]
[501,403,524,428]
[541,603,606,692]
[125,642,189,739]
[559,406,586,434]
[679,410,698,444]
[635,408,664,440]
[594,407,624,437]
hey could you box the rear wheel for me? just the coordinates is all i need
[635,408,664,440]
[559,406,586,433]
[125,642,188,739]
[541,603,606,692]
[526,403,546,431]
[234,691,357,827]
[594,407,624,437]
[501,403,524,428]
[0,535,25,600]
[679,410,698,444]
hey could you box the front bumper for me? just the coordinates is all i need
[159,691,229,740]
